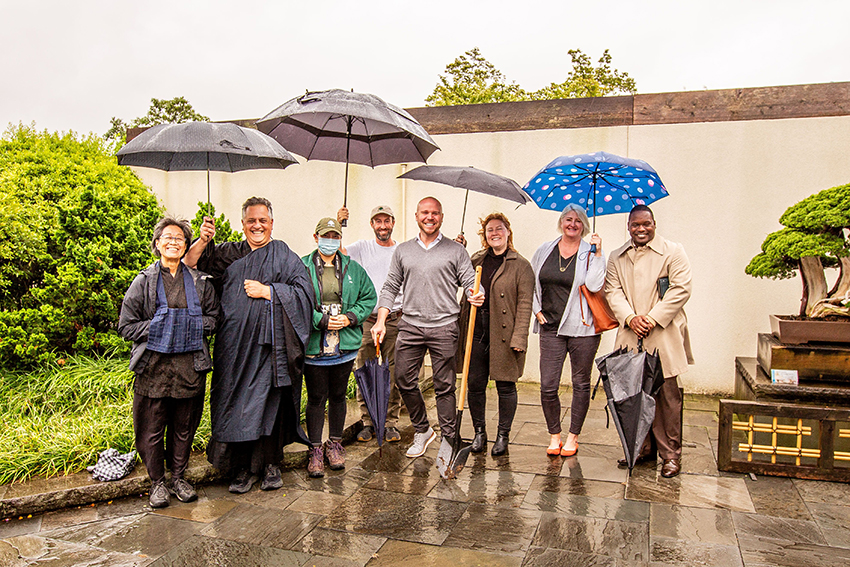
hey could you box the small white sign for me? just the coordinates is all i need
[771,369,799,385]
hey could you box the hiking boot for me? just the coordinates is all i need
[307,446,325,478]
[384,426,401,443]
[228,469,259,494]
[324,439,345,470]
[168,478,197,503]
[405,426,436,458]
[261,464,283,491]
[357,425,374,442]
[149,480,170,508]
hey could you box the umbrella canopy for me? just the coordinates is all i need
[523,151,668,229]
[117,121,298,172]
[117,121,298,212]
[594,343,665,470]
[399,165,532,233]
[354,351,392,449]
[256,89,439,220]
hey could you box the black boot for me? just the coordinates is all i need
[491,432,509,456]
[471,427,487,453]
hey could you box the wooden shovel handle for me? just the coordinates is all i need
[457,266,482,411]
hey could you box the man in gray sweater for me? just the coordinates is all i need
[371,197,484,458]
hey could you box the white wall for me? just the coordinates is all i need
[131,114,850,394]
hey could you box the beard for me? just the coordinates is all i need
[374,229,392,242]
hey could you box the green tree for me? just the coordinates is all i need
[531,49,637,100]
[745,183,850,318]
[0,124,163,369]
[425,47,528,106]
[191,201,242,244]
[104,96,210,143]
[426,47,636,106]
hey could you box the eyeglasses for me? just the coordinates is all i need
[159,236,186,244]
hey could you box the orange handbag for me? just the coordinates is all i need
[579,252,618,333]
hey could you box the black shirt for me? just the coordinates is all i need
[539,245,576,332]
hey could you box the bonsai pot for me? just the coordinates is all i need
[770,314,850,345]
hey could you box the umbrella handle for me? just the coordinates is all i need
[376,339,381,364]
[457,266,482,412]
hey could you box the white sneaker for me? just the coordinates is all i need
[406,427,436,458]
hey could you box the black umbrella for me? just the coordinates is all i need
[256,89,439,225]
[116,121,298,213]
[353,342,391,451]
[398,165,532,234]
[593,340,665,471]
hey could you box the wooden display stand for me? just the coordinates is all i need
[719,330,850,481]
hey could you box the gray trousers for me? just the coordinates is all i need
[538,329,601,436]
[356,317,402,428]
[394,319,459,439]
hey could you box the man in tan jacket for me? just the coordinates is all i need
[605,205,693,478]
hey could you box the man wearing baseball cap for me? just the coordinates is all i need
[338,205,404,443]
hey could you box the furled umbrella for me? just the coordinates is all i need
[398,165,532,234]
[117,121,298,214]
[256,89,440,225]
[523,151,668,231]
[592,340,665,472]
[353,342,392,452]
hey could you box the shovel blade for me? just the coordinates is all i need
[436,436,472,480]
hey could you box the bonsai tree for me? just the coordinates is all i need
[746,183,850,318]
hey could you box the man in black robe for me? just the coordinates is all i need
[185,196,314,493]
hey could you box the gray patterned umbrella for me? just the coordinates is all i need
[117,121,298,212]
[256,89,439,224]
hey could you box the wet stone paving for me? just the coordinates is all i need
[4,384,850,566]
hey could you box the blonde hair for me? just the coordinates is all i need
[558,204,590,238]
[477,212,514,251]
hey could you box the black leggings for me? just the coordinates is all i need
[466,334,518,434]
[304,361,354,446]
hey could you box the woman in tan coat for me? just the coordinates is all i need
[458,213,535,456]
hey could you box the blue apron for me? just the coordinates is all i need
[146,264,204,354]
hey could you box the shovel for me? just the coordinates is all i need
[437,265,482,480]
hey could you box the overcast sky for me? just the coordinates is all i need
[3,0,849,136]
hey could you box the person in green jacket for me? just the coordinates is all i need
[302,217,377,477]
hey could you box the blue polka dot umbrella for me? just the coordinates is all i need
[523,151,668,229]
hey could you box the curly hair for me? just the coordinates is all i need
[477,212,514,251]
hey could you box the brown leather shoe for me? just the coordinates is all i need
[661,458,681,478]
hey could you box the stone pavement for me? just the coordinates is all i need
[3,383,850,566]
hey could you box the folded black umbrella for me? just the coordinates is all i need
[354,345,391,450]
[593,340,665,471]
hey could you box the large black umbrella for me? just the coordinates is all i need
[117,121,298,213]
[593,340,665,471]
[398,165,532,234]
[256,89,439,224]
[353,343,391,450]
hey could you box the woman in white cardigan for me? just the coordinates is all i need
[531,204,605,457]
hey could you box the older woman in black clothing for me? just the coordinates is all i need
[458,213,534,456]
[531,204,605,457]
[119,217,219,508]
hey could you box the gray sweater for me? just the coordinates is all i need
[378,236,476,327]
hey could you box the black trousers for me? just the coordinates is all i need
[133,392,204,483]
[466,333,517,434]
[304,360,355,446]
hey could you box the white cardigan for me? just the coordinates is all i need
[531,237,606,337]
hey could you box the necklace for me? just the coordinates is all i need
[559,252,576,272]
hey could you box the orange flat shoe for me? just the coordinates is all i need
[546,443,563,456]
[560,444,578,457]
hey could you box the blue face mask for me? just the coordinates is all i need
[318,237,341,256]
